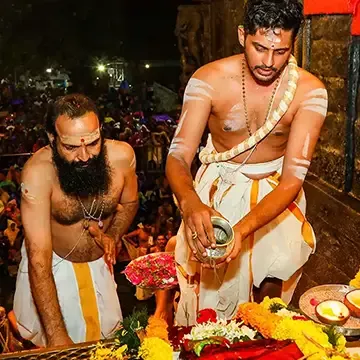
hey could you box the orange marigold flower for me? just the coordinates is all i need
[235,303,282,338]
[145,316,169,343]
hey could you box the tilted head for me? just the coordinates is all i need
[46,94,111,197]
[156,235,167,250]
[239,0,303,82]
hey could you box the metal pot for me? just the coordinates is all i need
[205,216,234,259]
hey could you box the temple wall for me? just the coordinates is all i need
[294,14,360,299]
[304,15,352,193]
[210,0,244,58]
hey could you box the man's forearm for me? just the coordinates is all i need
[235,184,299,239]
[29,262,68,345]
[166,155,199,209]
[107,201,138,243]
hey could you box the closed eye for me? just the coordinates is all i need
[255,44,267,52]
[64,144,78,151]
[88,138,100,147]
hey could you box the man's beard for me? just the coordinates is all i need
[52,138,111,197]
[244,51,288,85]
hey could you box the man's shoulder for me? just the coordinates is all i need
[22,146,54,181]
[192,55,242,84]
[105,139,135,168]
[21,146,54,194]
[296,67,326,96]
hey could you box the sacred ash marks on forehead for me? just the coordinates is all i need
[55,111,101,146]
[58,128,101,147]
[260,28,282,48]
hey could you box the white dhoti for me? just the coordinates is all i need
[175,150,315,326]
[14,245,122,346]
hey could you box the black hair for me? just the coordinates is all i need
[244,0,304,39]
[45,94,100,136]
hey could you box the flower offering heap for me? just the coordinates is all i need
[124,253,178,290]
[236,297,352,360]
[182,308,257,356]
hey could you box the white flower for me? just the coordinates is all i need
[184,319,256,343]
[276,308,299,318]
[162,277,175,284]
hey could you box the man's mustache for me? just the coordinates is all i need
[254,65,277,72]
[72,159,96,171]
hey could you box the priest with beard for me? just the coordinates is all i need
[13,94,138,347]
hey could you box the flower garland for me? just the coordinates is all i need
[350,268,360,289]
[273,317,346,359]
[184,318,256,343]
[236,302,281,339]
[145,316,169,343]
[90,343,128,360]
[90,310,173,360]
[138,338,173,360]
[260,296,287,310]
[235,298,350,360]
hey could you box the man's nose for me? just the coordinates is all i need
[77,145,90,162]
[262,52,275,68]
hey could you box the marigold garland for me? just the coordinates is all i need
[350,268,360,289]
[145,316,169,343]
[138,337,173,360]
[235,300,350,360]
[273,317,333,360]
[260,296,287,311]
[90,343,127,360]
[235,302,281,338]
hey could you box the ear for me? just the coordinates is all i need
[46,132,55,146]
[238,25,245,47]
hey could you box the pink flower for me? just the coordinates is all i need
[124,253,178,289]
[131,275,141,285]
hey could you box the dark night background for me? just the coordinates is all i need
[0,0,186,87]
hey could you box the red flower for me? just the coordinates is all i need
[197,308,217,324]
[123,253,178,290]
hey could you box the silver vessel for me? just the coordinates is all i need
[205,216,234,259]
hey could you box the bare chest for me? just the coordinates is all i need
[211,78,291,134]
[208,79,298,162]
[137,230,150,241]
[51,188,121,226]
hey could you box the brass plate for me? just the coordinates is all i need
[299,284,360,336]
